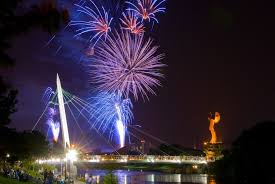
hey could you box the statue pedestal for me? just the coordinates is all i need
[203,142,224,162]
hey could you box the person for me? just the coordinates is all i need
[15,169,20,180]
[87,175,92,184]
[48,170,54,184]
[84,171,89,184]
[60,178,65,184]
[43,169,48,184]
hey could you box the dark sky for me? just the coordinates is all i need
[3,0,275,149]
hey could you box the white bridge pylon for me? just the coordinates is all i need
[56,74,70,150]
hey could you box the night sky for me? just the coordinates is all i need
[3,0,275,149]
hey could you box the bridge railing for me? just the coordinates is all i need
[82,155,207,164]
[36,155,207,165]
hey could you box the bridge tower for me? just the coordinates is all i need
[56,74,70,150]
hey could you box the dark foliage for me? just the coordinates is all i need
[0,128,49,161]
[213,121,275,184]
[0,0,68,126]
[0,0,68,67]
[0,78,17,127]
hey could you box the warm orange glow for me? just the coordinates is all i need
[142,10,149,20]
[209,179,216,184]
[208,112,220,144]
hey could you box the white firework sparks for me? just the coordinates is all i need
[89,31,165,100]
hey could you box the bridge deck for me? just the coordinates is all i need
[37,155,207,165]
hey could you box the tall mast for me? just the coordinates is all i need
[56,74,70,150]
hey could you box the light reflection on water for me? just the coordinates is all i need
[80,169,216,184]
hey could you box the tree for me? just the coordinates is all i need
[0,0,68,127]
[0,129,49,161]
[213,121,275,184]
[103,172,118,184]
[1,0,69,66]
[0,78,17,127]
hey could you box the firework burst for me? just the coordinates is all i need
[89,31,165,100]
[70,0,114,48]
[89,92,133,147]
[46,107,61,142]
[120,11,145,35]
[126,0,166,23]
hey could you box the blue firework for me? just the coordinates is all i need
[70,0,114,48]
[88,92,133,147]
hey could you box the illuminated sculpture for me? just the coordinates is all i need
[208,112,220,144]
[204,112,223,161]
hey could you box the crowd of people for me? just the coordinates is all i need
[0,166,40,182]
[84,171,96,184]
[1,165,81,184]
[0,166,65,184]
[43,169,55,184]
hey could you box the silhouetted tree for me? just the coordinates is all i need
[213,121,275,184]
[103,172,118,184]
[0,0,68,127]
[0,78,17,127]
[0,129,49,161]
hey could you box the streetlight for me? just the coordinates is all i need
[66,149,78,162]
[65,149,78,183]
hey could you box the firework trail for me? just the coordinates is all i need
[120,11,145,35]
[89,31,165,100]
[126,0,166,23]
[88,92,133,147]
[70,0,114,48]
[42,87,55,104]
[46,107,61,142]
[42,87,61,142]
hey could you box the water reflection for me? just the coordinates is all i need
[80,169,216,184]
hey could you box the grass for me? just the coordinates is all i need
[0,176,32,184]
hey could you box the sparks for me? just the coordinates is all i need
[70,0,114,48]
[120,11,145,35]
[126,0,166,23]
[88,92,133,147]
[89,31,165,100]
[46,107,61,142]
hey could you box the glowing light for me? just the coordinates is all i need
[42,87,55,104]
[208,112,220,144]
[57,74,70,149]
[126,0,166,23]
[6,153,10,158]
[89,31,165,100]
[116,120,126,148]
[88,92,133,148]
[70,0,113,48]
[120,11,144,35]
[120,159,128,163]
[66,149,78,162]
[89,159,100,163]
[46,107,60,142]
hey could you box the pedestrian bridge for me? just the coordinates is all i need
[37,155,207,165]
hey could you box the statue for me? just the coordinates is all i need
[208,112,220,144]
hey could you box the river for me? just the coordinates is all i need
[78,169,217,184]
